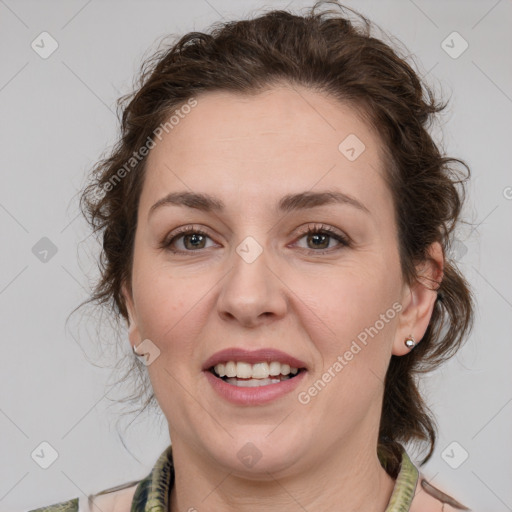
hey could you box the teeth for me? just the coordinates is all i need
[269,361,280,376]
[225,376,290,387]
[224,361,236,378]
[252,362,269,379]
[236,361,252,378]
[213,361,300,379]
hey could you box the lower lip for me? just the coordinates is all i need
[204,369,307,405]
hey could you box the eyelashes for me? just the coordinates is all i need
[299,224,350,251]
[160,226,214,253]
[160,223,350,256]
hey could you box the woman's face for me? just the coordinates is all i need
[123,85,433,476]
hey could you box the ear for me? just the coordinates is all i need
[392,241,444,356]
[121,281,141,349]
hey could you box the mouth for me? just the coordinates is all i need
[208,361,306,388]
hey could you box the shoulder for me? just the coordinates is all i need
[410,474,470,511]
[27,481,139,512]
[88,482,139,512]
[27,498,79,512]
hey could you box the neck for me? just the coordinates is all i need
[169,434,396,512]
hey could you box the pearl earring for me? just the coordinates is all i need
[404,335,416,350]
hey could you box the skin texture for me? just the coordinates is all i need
[122,84,443,512]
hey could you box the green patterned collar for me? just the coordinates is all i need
[131,444,419,512]
[130,444,174,512]
[385,450,420,511]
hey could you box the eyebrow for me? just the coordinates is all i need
[148,190,370,219]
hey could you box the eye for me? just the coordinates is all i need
[160,226,217,253]
[160,223,350,255]
[293,223,350,254]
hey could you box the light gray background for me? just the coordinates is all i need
[1,1,511,510]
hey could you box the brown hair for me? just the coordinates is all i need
[76,0,475,477]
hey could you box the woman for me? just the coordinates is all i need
[29,1,474,510]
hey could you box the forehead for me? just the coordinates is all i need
[141,85,392,222]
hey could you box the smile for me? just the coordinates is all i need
[203,348,308,404]
[209,361,304,389]
[210,361,301,387]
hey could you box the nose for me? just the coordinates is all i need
[216,243,288,328]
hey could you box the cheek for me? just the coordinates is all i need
[132,265,207,412]
[131,255,214,367]
[308,265,396,336]
[304,271,397,412]
[134,283,181,339]
[298,268,399,405]
[131,265,183,356]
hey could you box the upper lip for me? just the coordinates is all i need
[202,348,308,371]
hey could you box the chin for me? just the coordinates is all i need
[205,429,307,478]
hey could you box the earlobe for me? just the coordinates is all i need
[392,241,444,356]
